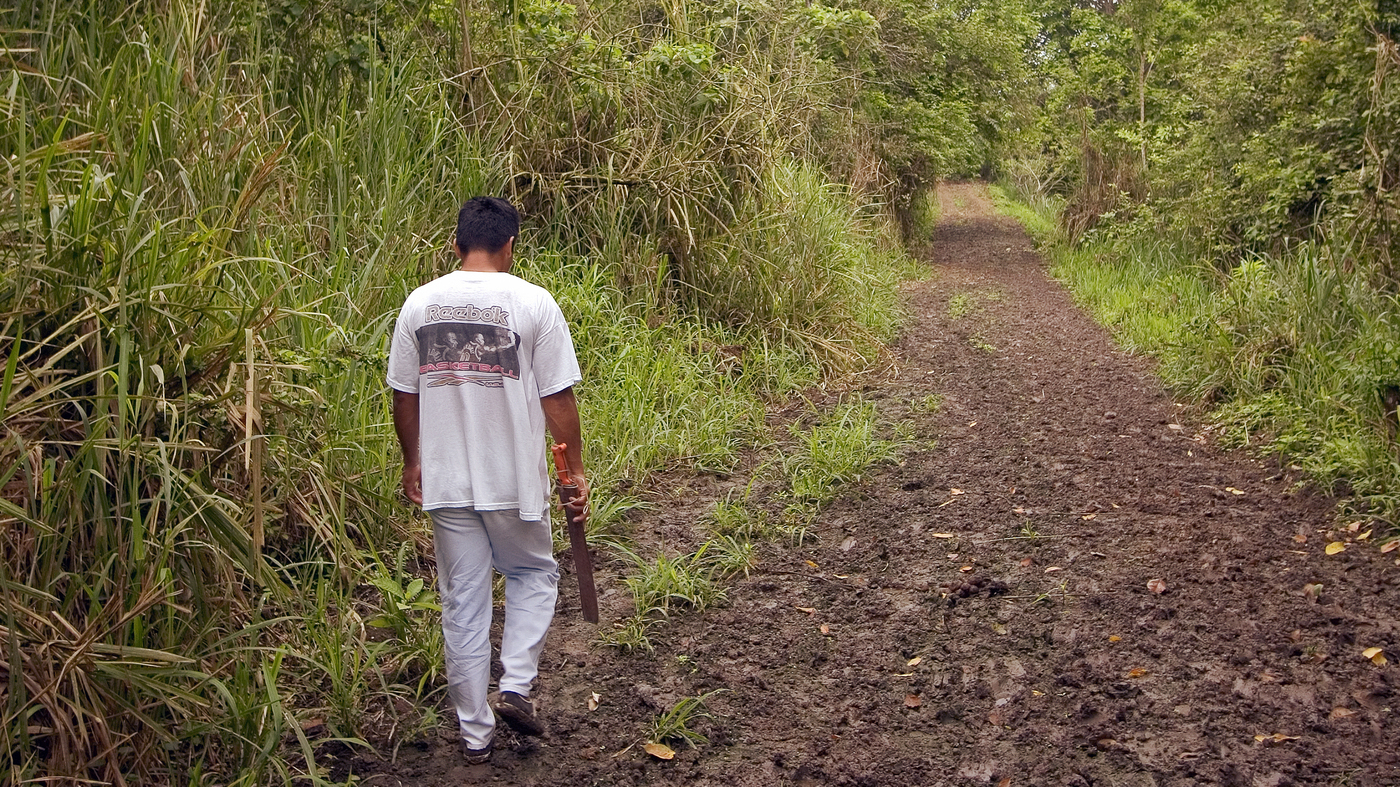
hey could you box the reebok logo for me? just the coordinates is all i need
[424,303,509,326]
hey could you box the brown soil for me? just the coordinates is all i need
[359,183,1400,786]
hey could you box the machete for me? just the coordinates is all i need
[551,443,599,623]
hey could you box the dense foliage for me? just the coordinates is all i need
[0,0,1033,782]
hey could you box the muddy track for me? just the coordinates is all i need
[361,183,1399,786]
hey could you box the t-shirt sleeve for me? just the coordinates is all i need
[532,296,582,397]
[386,303,421,393]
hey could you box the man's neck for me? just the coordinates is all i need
[457,245,512,273]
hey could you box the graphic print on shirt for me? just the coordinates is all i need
[416,321,521,388]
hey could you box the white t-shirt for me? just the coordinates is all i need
[386,270,582,520]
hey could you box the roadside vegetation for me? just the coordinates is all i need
[997,0,1400,538]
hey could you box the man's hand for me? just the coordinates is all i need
[563,474,590,525]
[402,462,424,505]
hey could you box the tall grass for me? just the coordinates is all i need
[1,1,917,782]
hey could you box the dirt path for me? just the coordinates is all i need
[364,183,1399,786]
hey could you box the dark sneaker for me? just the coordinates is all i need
[462,740,492,764]
[493,691,546,736]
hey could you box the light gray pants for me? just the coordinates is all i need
[429,507,559,748]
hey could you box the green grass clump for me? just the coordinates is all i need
[785,397,900,508]
[948,293,976,319]
[705,488,777,542]
[608,521,757,634]
[599,615,656,653]
[647,690,724,749]
[912,393,944,413]
[620,542,736,616]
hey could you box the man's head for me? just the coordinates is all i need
[455,197,519,255]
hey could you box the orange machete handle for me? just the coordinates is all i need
[550,442,573,485]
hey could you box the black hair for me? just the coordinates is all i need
[455,196,520,254]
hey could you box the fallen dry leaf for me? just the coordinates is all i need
[904,694,923,709]
[588,692,601,711]
[1293,533,1307,544]
[960,565,975,573]
[1347,521,1362,533]
[1020,557,1034,567]
[1044,566,1062,573]
[1127,667,1149,678]
[1253,733,1299,745]
[1354,689,1384,710]
[795,606,816,614]
[643,742,676,760]
[1358,529,1372,541]
[1031,689,1044,696]
[931,532,956,538]
[805,559,819,568]
[1381,540,1398,554]
[1325,541,1347,555]
[1081,513,1096,520]
[907,656,922,667]
[997,777,1011,787]
[1225,487,1245,495]
[1108,635,1122,642]
[988,708,1008,726]
[1147,578,1168,594]
[1328,707,1356,720]
[950,488,965,495]
[300,717,325,732]
[1362,647,1387,666]
[819,623,831,635]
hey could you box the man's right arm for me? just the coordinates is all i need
[392,389,423,505]
[541,386,588,521]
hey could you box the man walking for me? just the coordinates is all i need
[386,196,589,763]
